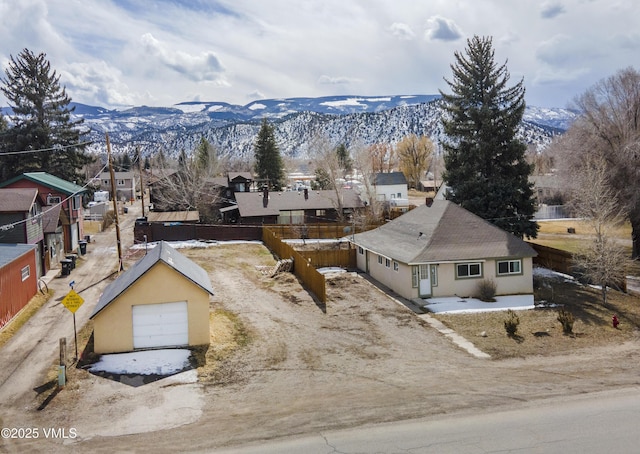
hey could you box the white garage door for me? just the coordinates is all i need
[132,301,188,349]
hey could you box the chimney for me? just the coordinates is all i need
[304,188,308,200]
[425,197,433,207]
[263,188,269,208]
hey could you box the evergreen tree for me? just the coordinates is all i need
[144,156,151,171]
[120,152,132,171]
[0,49,91,182]
[440,36,538,239]
[254,118,285,190]
[336,143,352,175]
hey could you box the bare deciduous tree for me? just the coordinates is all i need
[560,67,640,259]
[569,155,627,305]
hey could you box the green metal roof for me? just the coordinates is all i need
[0,172,86,195]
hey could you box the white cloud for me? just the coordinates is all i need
[317,75,362,86]
[424,15,463,42]
[139,33,226,84]
[389,23,415,41]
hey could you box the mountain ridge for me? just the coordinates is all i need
[2,95,577,158]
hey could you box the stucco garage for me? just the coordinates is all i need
[90,241,214,354]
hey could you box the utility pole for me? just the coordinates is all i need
[106,133,124,271]
[137,146,145,217]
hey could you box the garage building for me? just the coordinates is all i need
[90,241,214,354]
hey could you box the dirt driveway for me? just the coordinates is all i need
[2,216,640,453]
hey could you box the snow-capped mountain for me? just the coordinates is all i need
[4,95,577,158]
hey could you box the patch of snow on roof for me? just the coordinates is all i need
[89,349,191,375]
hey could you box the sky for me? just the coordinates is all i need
[0,0,638,109]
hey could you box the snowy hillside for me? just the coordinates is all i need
[2,95,575,158]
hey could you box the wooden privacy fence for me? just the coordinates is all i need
[263,228,327,302]
[264,223,359,240]
[528,242,573,275]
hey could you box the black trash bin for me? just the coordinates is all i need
[66,254,78,269]
[61,259,72,276]
[79,241,87,255]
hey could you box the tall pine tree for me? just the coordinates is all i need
[254,118,285,190]
[0,49,91,182]
[440,36,538,239]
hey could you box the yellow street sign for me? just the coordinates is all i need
[62,289,84,313]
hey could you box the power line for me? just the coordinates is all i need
[0,141,93,156]
[0,163,109,234]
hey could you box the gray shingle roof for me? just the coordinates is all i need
[0,188,38,212]
[351,200,537,264]
[373,172,407,186]
[0,244,36,268]
[234,189,363,218]
[90,241,214,319]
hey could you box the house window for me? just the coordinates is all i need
[117,179,126,186]
[21,265,30,281]
[456,262,482,279]
[385,258,391,268]
[397,193,401,198]
[378,255,383,265]
[47,195,61,205]
[103,179,109,186]
[316,209,326,218]
[497,259,522,276]
[72,196,81,210]
[412,266,419,288]
[358,246,364,255]
[393,261,399,272]
[430,265,438,287]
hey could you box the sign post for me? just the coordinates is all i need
[61,289,84,360]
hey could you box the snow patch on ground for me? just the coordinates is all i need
[423,294,535,314]
[89,349,191,375]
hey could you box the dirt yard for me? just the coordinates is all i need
[4,241,640,453]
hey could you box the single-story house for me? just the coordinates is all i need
[0,188,45,277]
[0,244,38,329]
[350,200,537,300]
[90,241,214,354]
[0,172,87,253]
[222,188,364,224]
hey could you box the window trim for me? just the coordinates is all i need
[358,246,364,255]
[393,261,399,272]
[411,266,418,288]
[377,255,383,265]
[21,265,30,281]
[497,259,523,276]
[455,262,483,279]
[385,258,391,268]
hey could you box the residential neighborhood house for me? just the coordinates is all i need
[0,188,45,277]
[0,244,38,329]
[99,171,138,202]
[222,188,364,224]
[90,241,214,354]
[370,172,410,211]
[350,200,537,301]
[0,172,87,254]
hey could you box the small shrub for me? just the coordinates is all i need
[504,309,520,336]
[477,279,497,302]
[557,308,575,335]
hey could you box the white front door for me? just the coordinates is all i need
[132,301,189,349]
[419,264,431,297]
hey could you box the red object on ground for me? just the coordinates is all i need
[612,315,620,328]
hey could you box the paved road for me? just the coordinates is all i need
[214,387,640,454]
[0,202,139,407]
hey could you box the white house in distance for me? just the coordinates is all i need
[350,200,537,301]
[99,171,138,202]
[371,172,409,209]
